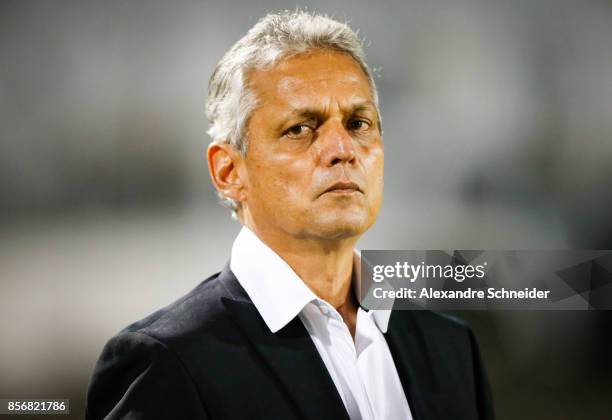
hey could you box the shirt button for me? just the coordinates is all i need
[319,306,329,316]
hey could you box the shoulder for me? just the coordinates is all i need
[93,267,245,377]
[117,268,243,345]
[390,308,470,335]
[409,309,469,331]
[86,270,239,419]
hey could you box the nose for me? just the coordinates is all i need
[318,122,356,167]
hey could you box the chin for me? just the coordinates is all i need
[308,211,373,240]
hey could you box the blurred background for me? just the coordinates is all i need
[1,0,612,418]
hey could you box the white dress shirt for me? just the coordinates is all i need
[230,227,413,420]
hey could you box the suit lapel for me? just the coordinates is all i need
[384,311,440,420]
[219,267,350,420]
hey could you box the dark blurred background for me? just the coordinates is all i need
[1,1,612,419]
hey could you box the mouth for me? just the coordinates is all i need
[322,180,363,196]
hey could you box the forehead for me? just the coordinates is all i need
[247,50,373,109]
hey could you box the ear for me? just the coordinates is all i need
[207,142,246,205]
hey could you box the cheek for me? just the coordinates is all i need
[363,147,384,209]
[248,155,312,206]
[363,146,384,182]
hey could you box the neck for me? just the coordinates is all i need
[244,219,363,338]
[245,223,359,310]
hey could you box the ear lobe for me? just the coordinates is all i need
[207,142,245,204]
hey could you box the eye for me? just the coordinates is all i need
[283,124,314,139]
[347,118,371,132]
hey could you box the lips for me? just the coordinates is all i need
[322,180,363,195]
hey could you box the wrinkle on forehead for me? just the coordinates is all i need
[247,50,375,118]
[276,73,362,98]
[251,50,367,90]
[276,76,305,95]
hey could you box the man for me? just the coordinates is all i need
[86,11,494,420]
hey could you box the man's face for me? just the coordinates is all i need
[241,49,383,241]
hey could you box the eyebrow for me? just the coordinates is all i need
[283,100,378,120]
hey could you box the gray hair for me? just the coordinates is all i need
[205,10,380,218]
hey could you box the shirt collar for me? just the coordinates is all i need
[230,226,391,334]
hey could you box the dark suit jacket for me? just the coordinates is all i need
[86,263,495,420]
